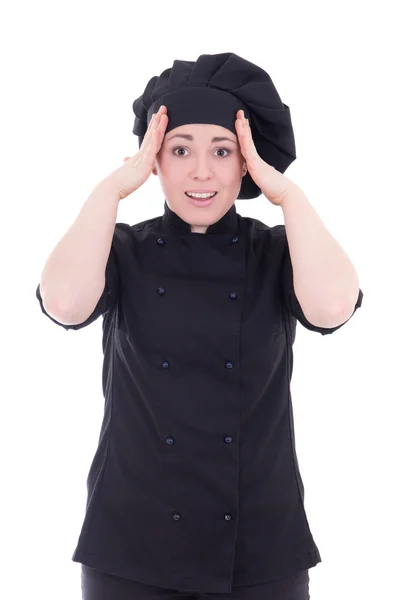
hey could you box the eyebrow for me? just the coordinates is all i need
[165,133,237,144]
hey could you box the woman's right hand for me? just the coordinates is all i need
[103,105,168,200]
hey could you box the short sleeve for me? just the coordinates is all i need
[279,226,363,336]
[36,240,119,331]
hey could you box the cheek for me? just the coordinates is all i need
[218,162,242,183]
[157,154,182,184]
[164,164,186,185]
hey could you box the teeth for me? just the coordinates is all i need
[186,192,217,198]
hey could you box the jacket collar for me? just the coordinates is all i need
[160,200,239,235]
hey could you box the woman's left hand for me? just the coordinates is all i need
[235,109,298,206]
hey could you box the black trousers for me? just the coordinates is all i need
[81,565,310,599]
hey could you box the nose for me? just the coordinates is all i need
[190,157,214,178]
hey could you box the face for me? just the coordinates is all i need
[153,123,246,233]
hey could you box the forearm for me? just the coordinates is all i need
[280,186,360,322]
[39,179,121,317]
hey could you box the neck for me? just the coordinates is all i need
[191,226,208,234]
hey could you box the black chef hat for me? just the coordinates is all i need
[132,52,296,200]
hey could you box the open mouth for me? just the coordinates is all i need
[184,192,218,207]
[185,192,218,199]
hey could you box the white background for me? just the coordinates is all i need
[1,1,399,598]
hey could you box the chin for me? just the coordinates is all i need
[168,193,235,221]
[186,205,223,220]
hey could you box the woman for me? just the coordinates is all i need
[36,52,363,599]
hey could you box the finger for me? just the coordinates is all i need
[149,105,166,128]
[237,123,248,154]
[141,107,164,151]
[140,114,158,153]
[140,107,168,161]
[151,106,167,131]
[140,114,165,165]
[151,113,169,157]
[235,118,246,141]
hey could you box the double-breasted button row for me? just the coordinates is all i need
[157,286,236,300]
[172,512,233,521]
[155,238,239,309]
[156,236,239,245]
[161,359,234,369]
[156,233,238,528]
[165,435,233,445]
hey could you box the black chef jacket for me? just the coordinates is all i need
[36,201,363,594]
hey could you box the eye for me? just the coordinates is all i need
[172,147,188,156]
[215,148,231,157]
[172,147,231,157]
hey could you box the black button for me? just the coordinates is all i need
[231,237,239,244]
[157,287,165,295]
[224,513,232,521]
[166,436,175,445]
[162,361,169,369]
[224,436,233,444]
[225,361,234,369]
[157,237,165,245]
[173,512,181,520]
[229,292,237,300]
